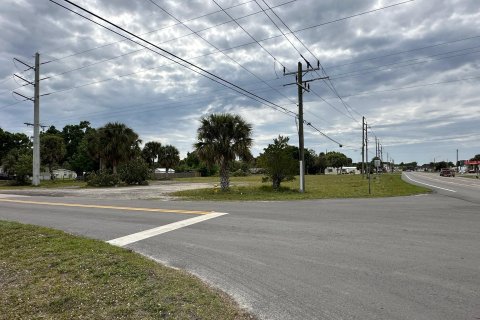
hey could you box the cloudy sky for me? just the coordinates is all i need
[0,0,479,165]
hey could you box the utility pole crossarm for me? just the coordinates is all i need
[13,58,34,71]
[14,74,34,85]
[13,91,34,101]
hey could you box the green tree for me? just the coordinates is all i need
[97,122,140,174]
[118,158,150,185]
[14,152,33,184]
[316,152,328,174]
[141,141,162,168]
[159,145,180,173]
[325,151,349,174]
[304,149,317,174]
[45,126,61,135]
[40,134,66,180]
[0,128,31,161]
[62,121,91,162]
[69,136,98,175]
[195,113,253,191]
[257,136,297,190]
[185,151,200,168]
[2,149,21,176]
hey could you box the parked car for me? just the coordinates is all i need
[440,168,455,177]
[0,173,12,180]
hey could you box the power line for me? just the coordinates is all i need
[40,0,417,89]
[329,46,480,80]
[211,0,289,72]
[212,0,349,147]
[48,0,297,118]
[41,0,296,66]
[49,0,350,148]
[0,99,28,110]
[259,0,362,123]
[339,74,480,98]
[326,34,480,71]
[146,0,299,111]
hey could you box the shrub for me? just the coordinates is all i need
[86,170,120,187]
[118,158,149,185]
[231,169,248,177]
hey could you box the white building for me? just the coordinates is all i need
[325,166,360,175]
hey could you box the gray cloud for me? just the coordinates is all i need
[0,0,479,164]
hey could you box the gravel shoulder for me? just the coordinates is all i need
[0,181,213,200]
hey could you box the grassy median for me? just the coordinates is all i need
[172,173,429,200]
[0,221,253,320]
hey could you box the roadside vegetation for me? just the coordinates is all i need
[172,173,429,201]
[0,220,254,320]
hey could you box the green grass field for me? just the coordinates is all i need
[0,220,253,320]
[173,173,430,201]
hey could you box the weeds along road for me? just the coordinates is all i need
[0,176,479,320]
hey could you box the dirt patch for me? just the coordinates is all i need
[0,181,213,200]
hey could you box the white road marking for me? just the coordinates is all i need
[107,211,228,247]
[0,194,29,198]
[404,174,456,193]
[414,173,480,189]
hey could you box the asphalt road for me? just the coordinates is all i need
[0,173,479,320]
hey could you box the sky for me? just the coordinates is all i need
[0,0,479,165]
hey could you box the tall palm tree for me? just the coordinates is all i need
[142,141,162,168]
[159,144,180,173]
[195,113,253,191]
[97,122,139,174]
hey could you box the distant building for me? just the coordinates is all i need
[325,166,360,175]
[154,168,175,174]
[40,169,77,180]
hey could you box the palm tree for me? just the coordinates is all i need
[142,141,162,168]
[159,145,180,173]
[195,113,253,191]
[97,122,139,174]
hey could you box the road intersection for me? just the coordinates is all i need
[0,172,479,320]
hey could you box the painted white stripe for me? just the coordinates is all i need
[0,194,29,198]
[107,211,228,247]
[404,174,456,193]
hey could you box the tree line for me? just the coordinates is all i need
[1,113,357,189]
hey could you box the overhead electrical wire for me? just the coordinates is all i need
[42,0,296,66]
[326,34,480,70]
[212,0,346,143]
[146,0,302,116]
[329,45,480,80]
[46,0,420,149]
[47,0,298,119]
[257,0,363,123]
[40,0,426,90]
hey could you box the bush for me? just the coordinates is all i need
[118,158,149,185]
[231,169,248,177]
[86,170,120,187]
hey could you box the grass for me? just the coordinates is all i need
[0,220,254,320]
[172,173,430,201]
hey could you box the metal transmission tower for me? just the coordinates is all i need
[284,60,328,192]
[13,53,41,186]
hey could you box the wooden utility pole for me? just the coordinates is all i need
[284,60,327,193]
[366,122,371,194]
[362,116,365,178]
